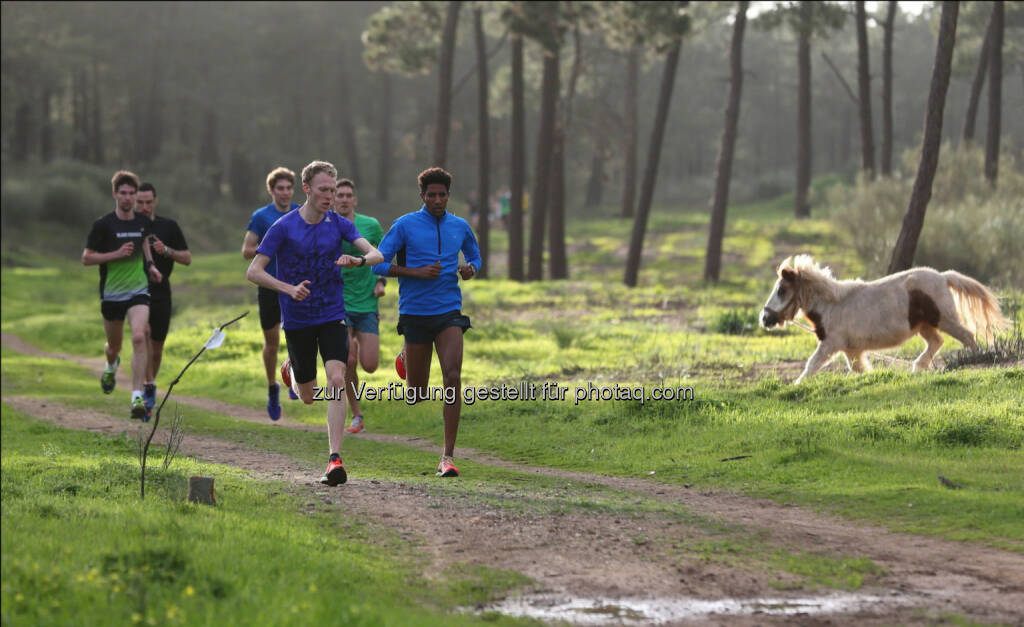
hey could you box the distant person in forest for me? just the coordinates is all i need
[242,167,300,420]
[332,178,386,434]
[373,167,481,478]
[135,182,191,419]
[82,170,162,420]
[246,160,383,486]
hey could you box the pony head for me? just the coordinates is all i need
[760,255,836,329]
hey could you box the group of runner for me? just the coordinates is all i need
[82,171,191,421]
[84,162,481,485]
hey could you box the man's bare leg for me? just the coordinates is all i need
[126,304,150,393]
[434,326,464,458]
[262,325,281,385]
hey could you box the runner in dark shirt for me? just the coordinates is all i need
[135,182,191,416]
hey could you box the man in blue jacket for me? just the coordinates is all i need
[373,167,481,477]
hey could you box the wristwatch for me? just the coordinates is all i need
[359,256,366,267]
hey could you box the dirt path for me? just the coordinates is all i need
[4,333,1024,624]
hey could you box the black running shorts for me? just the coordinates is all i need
[258,287,282,331]
[283,319,350,384]
[397,310,471,345]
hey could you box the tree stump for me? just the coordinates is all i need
[188,476,216,505]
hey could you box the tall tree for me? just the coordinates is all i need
[623,2,690,287]
[432,1,462,168]
[550,21,587,281]
[984,0,1003,185]
[795,1,814,218]
[473,6,491,278]
[888,1,959,274]
[704,1,749,283]
[508,32,526,281]
[527,17,560,281]
[336,44,363,186]
[855,1,876,179]
[757,1,846,218]
[621,46,640,218]
[880,0,896,177]
[375,72,393,202]
[961,6,995,145]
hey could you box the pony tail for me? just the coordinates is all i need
[943,271,1009,342]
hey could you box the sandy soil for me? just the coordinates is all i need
[3,332,1022,625]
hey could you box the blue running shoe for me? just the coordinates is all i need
[267,382,282,421]
[143,383,157,409]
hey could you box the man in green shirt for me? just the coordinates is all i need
[82,170,162,420]
[334,178,386,434]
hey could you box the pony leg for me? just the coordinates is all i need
[847,350,872,373]
[914,325,944,371]
[938,317,979,351]
[795,344,835,384]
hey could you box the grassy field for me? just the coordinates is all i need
[3,191,1023,621]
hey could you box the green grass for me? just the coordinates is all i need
[3,189,1022,560]
[0,408,529,626]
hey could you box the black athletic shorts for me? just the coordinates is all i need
[149,296,172,343]
[283,319,350,384]
[258,287,282,331]
[101,294,150,322]
[397,310,471,345]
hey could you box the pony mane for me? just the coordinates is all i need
[780,254,860,305]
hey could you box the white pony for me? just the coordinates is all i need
[760,255,1008,384]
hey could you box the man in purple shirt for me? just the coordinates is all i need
[246,161,383,486]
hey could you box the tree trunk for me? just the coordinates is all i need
[41,87,54,163]
[473,7,490,278]
[794,1,813,219]
[621,46,639,219]
[199,109,222,197]
[855,1,876,179]
[881,0,896,177]
[508,34,526,281]
[623,37,683,287]
[549,26,581,281]
[376,72,392,202]
[528,46,559,281]
[72,70,91,162]
[432,1,462,168]
[583,131,608,208]
[984,0,1003,185]
[888,1,959,274]
[90,60,104,164]
[337,45,363,186]
[961,7,994,145]
[704,1,748,283]
[12,102,30,163]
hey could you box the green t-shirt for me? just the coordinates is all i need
[341,213,384,314]
[85,212,151,302]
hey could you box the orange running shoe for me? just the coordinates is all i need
[346,416,364,434]
[395,348,407,380]
[436,455,459,478]
[320,455,347,486]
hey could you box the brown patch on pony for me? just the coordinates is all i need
[806,310,826,342]
[780,267,797,283]
[908,289,941,329]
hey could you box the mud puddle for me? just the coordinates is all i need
[472,591,917,624]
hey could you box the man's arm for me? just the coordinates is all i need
[458,224,483,280]
[241,230,260,260]
[246,253,310,301]
[335,238,384,268]
[143,234,163,283]
[82,246,131,266]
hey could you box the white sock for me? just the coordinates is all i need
[132,390,143,402]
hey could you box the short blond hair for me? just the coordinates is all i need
[265,167,296,193]
[301,161,338,186]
